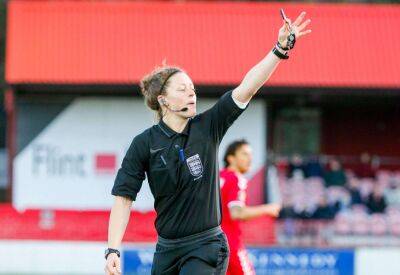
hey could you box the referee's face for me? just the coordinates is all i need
[233,144,253,174]
[165,72,197,118]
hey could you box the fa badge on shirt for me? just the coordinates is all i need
[186,154,203,179]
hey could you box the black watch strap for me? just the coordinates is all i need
[276,41,289,51]
[272,47,289,60]
[105,248,120,260]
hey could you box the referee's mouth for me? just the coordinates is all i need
[187,102,196,108]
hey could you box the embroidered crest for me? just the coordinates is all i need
[186,154,203,177]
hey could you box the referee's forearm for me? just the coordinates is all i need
[107,196,132,249]
[233,50,281,103]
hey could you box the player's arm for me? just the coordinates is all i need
[232,11,311,104]
[229,203,281,221]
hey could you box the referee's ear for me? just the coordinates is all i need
[157,96,165,106]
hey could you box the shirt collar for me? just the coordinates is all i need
[158,119,190,138]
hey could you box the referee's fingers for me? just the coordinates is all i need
[105,262,117,275]
[115,258,122,274]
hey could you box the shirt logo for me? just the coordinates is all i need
[186,154,203,178]
[150,147,165,154]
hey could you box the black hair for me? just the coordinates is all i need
[223,139,249,168]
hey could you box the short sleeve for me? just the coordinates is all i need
[204,90,248,143]
[111,135,148,201]
[221,175,245,209]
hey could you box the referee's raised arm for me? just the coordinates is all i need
[232,11,311,104]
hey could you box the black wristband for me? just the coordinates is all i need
[272,47,289,60]
[105,248,120,260]
[276,41,289,51]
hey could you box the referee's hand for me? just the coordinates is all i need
[277,11,311,49]
[105,253,121,275]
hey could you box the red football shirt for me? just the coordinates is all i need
[220,168,248,250]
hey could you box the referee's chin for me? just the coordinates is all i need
[184,109,197,118]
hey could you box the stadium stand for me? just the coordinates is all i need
[275,156,400,246]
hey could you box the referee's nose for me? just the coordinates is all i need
[188,87,196,99]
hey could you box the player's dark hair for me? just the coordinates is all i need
[223,139,249,168]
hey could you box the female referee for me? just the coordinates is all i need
[105,10,311,275]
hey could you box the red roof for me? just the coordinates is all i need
[6,1,400,88]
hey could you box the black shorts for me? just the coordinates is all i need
[151,226,229,275]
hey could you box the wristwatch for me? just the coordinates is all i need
[105,248,120,260]
[272,45,289,60]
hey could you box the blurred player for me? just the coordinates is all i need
[220,140,281,275]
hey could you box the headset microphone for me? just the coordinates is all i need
[169,106,188,112]
[159,98,188,112]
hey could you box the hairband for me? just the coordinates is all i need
[159,70,180,94]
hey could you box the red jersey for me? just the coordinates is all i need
[220,168,248,250]
[220,168,255,275]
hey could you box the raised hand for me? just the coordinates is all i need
[278,11,311,50]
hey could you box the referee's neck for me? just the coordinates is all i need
[162,115,190,134]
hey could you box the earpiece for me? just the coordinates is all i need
[159,98,166,106]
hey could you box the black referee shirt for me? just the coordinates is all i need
[112,90,247,239]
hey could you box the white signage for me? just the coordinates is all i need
[14,96,266,211]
